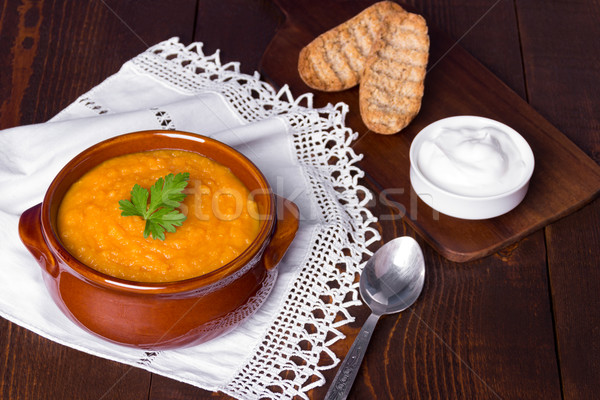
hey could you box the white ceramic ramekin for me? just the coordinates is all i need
[409,116,535,220]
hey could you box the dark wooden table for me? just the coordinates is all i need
[1,1,598,399]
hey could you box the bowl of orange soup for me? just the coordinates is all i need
[18,130,299,349]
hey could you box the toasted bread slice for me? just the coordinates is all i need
[298,1,408,91]
[359,12,429,134]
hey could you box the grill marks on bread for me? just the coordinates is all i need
[360,12,429,134]
[297,1,429,134]
[298,1,407,91]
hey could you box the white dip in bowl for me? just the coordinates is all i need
[409,116,535,220]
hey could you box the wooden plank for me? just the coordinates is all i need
[516,0,600,163]
[546,199,600,400]
[193,0,283,75]
[0,321,150,400]
[0,0,197,128]
[403,0,526,98]
[306,176,562,399]
[259,0,600,262]
[150,374,233,399]
[1,1,592,399]
[259,1,563,398]
[546,200,600,399]
[516,1,600,398]
[0,0,196,399]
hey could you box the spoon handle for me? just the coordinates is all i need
[324,312,380,400]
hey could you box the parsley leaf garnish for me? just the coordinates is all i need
[118,172,190,240]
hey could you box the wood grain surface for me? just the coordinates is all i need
[260,0,600,262]
[1,1,598,399]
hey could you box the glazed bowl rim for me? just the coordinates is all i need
[40,130,276,294]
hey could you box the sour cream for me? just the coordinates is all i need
[409,116,534,219]
[417,126,527,197]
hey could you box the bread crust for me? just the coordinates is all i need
[298,1,408,92]
[359,12,429,134]
[298,1,430,134]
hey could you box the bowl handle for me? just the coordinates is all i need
[19,204,58,277]
[263,196,299,271]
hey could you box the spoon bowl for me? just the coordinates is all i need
[360,237,425,316]
[325,236,425,400]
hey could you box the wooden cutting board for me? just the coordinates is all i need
[259,0,600,262]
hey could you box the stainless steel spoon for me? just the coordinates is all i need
[324,236,426,400]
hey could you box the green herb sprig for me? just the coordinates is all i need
[118,172,190,240]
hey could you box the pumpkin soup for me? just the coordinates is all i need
[57,150,260,282]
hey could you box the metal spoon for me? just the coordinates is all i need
[324,236,426,400]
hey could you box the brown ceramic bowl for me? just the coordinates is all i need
[18,130,299,350]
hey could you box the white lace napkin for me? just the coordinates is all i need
[0,38,379,399]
